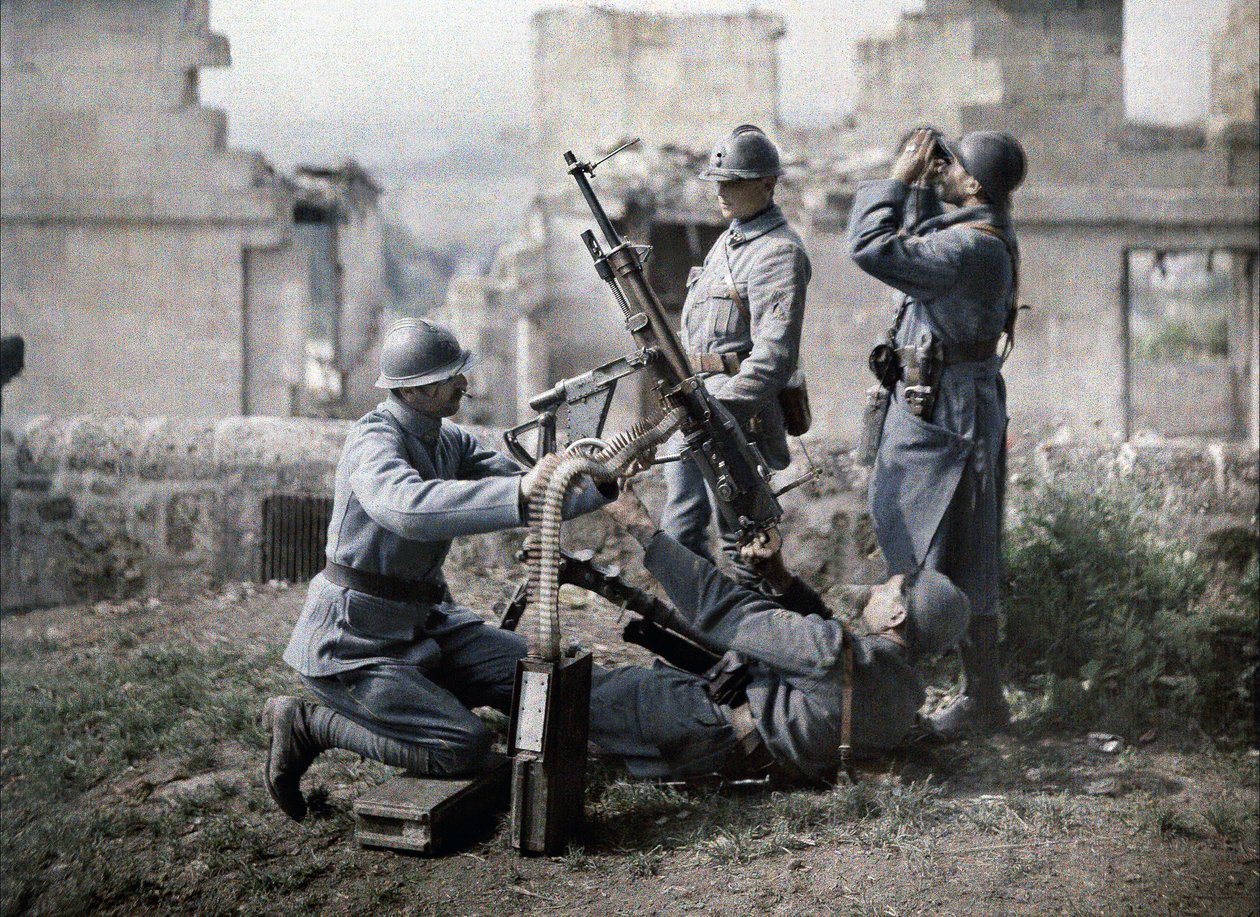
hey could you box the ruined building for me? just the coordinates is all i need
[458,0,1259,448]
[0,0,389,424]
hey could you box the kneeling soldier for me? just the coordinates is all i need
[262,319,612,821]
[589,486,970,784]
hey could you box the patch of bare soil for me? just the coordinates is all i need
[2,564,1257,917]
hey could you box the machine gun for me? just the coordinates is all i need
[503,141,783,534]
[503,141,789,856]
[564,141,783,538]
[501,140,797,660]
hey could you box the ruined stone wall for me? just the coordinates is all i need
[849,0,1240,189]
[1209,0,1260,134]
[530,8,783,188]
[2,417,1254,613]
[0,0,291,424]
[242,243,305,416]
[332,181,388,417]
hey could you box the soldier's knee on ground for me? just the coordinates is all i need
[428,719,495,776]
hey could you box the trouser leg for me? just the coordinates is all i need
[261,694,433,823]
[661,450,715,562]
[429,617,528,713]
[588,663,738,779]
[301,663,496,776]
[924,460,1009,738]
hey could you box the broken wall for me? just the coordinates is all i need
[814,0,1259,445]
[2,416,1254,612]
[0,0,292,424]
[530,8,784,188]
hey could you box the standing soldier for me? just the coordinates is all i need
[848,128,1026,738]
[662,124,811,585]
[261,319,612,822]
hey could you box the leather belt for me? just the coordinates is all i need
[896,338,999,367]
[723,702,777,774]
[322,561,447,605]
[688,351,747,375]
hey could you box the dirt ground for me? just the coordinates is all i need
[2,564,1257,917]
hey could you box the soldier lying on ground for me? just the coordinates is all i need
[261,319,614,823]
[588,483,971,785]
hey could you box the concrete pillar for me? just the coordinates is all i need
[515,315,549,425]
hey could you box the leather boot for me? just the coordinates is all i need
[927,616,1010,739]
[262,696,435,822]
[261,696,324,822]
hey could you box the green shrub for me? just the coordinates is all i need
[1003,477,1256,743]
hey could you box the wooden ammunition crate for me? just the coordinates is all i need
[353,755,510,855]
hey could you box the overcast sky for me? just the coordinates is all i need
[202,0,1237,171]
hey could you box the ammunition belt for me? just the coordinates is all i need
[896,337,999,369]
[323,561,447,606]
[688,351,748,375]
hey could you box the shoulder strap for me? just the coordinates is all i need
[838,631,855,781]
[722,238,751,322]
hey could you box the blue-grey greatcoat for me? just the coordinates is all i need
[848,179,1015,620]
[589,533,925,783]
[663,203,811,574]
[283,393,607,774]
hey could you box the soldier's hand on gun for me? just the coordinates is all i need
[519,461,546,502]
[620,444,658,480]
[739,527,794,593]
[892,127,945,186]
[601,481,658,546]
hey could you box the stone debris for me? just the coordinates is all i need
[1087,733,1125,754]
[1084,777,1121,796]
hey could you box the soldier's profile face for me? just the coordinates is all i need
[401,373,468,418]
[937,159,975,205]
[716,178,775,221]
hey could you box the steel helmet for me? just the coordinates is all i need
[699,124,785,181]
[941,131,1027,207]
[374,318,475,389]
[903,569,971,660]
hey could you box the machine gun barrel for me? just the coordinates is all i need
[565,148,782,536]
[565,151,623,250]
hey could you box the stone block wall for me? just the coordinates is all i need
[2,417,1254,614]
[530,8,783,189]
[0,416,345,611]
[0,0,291,424]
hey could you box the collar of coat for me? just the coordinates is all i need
[917,200,1010,236]
[383,392,443,443]
[727,203,787,247]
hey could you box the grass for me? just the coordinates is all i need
[1,546,1255,915]
[0,627,297,917]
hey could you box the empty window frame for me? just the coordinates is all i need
[1126,248,1257,441]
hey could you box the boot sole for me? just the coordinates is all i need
[261,697,306,822]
